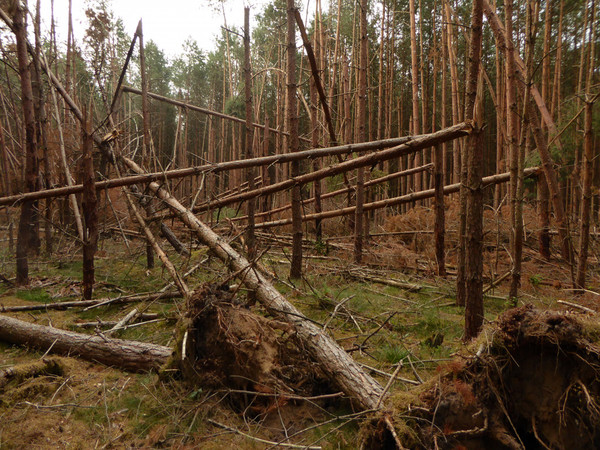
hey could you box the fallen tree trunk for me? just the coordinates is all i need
[121,85,309,143]
[231,163,433,224]
[0,291,181,313]
[0,132,417,208]
[0,314,171,372]
[121,156,386,410]
[253,167,539,229]
[187,123,471,216]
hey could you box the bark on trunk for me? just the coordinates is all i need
[0,314,170,372]
[434,142,446,276]
[244,7,256,261]
[575,100,595,290]
[538,172,551,259]
[463,0,484,339]
[81,108,97,300]
[287,0,302,279]
[121,157,386,410]
[13,3,39,286]
[354,0,367,264]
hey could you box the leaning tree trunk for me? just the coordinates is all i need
[120,157,386,410]
[0,314,170,372]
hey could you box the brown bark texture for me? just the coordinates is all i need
[244,7,256,261]
[13,3,39,286]
[121,157,386,410]
[0,135,417,207]
[0,314,171,372]
[463,0,485,340]
[81,109,98,300]
[287,0,303,279]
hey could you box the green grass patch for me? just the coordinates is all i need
[15,288,52,303]
[378,343,410,364]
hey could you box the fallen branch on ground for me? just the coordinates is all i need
[0,314,171,372]
[0,291,181,313]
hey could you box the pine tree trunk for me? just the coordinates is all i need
[244,7,256,261]
[34,0,50,256]
[409,0,421,193]
[551,0,564,121]
[575,102,594,290]
[287,0,302,279]
[81,108,97,301]
[0,315,171,373]
[506,0,521,300]
[445,0,461,185]
[14,3,39,286]
[137,21,154,270]
[575,1,597,290]
[538,172,551,259]
[354,0,368,264]
[463,0,484,340]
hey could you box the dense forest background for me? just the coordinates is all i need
[1,0,596,198]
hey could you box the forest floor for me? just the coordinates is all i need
[0,200,599,448]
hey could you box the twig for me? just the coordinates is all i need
[223,389,344,402]
[556,300,596,314]
[19,401,96,409]
[361,312,397,347]
[105,308,139,336]
[322,296,354,332]
[207,419,321,449]
[406,354,423,384]
[358,363,420,385]
[106,318,166,332]
[484,270,510,294]
[376,364,403,408]
[384,415,408,450]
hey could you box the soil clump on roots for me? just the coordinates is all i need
[363,305,600,449]
[166,283,333,418]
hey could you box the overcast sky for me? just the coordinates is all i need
[40,0,274,58]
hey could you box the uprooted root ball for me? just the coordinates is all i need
[165,283,331,416]
[362,305,600,449]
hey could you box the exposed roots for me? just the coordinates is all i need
[362,305,600,449]
[164,283,332,419]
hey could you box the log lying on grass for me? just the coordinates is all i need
[0,291,181,313]
[0,314,171,372]
[121,157,386,410]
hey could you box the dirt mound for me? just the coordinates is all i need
[166,283,331,416]
[363,305,600,449]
